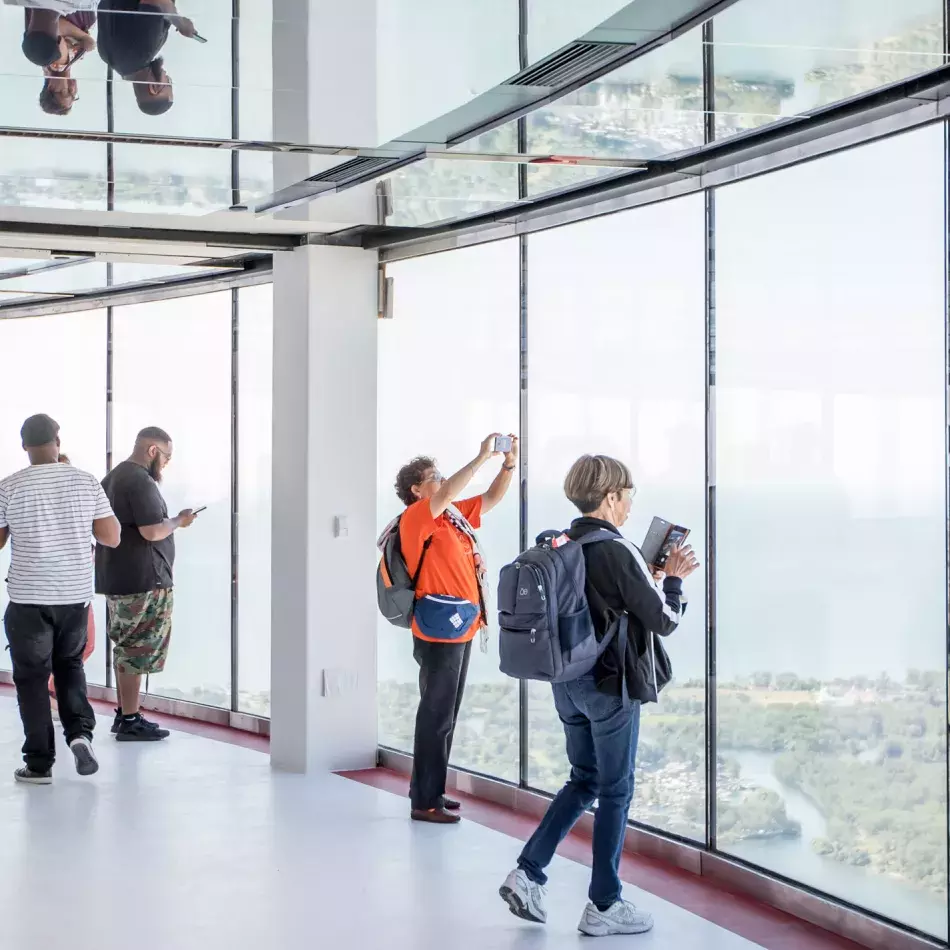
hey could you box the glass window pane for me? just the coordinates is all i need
[714,126,948,938]
[112,293,232,708]
[0,311,107,678]
[240,0,273,142]
[112,144,232,215]
[0,139,107,212]
[526,196,707,841]
[385,126,520,227]
[0,3,107,131]
[376,0,519,145]
[713,0,944,139]
[237,284,273,717]
[525,31,704,197]
[378,241,520,782]
[110,1,233,139]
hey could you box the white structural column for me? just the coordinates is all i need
[269,0,379,772]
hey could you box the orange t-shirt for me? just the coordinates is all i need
[400,496,483,643]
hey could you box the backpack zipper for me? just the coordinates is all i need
[527,564,546,602]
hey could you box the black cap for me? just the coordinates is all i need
[21,32,59,67]
[20,414,60,448]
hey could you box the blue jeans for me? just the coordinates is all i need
[518,676,641,907]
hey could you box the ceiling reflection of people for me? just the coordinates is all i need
[16,3,96,115]
[96,0,197,116]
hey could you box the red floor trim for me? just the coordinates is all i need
[0,682,269,753]
[341,767,868,950]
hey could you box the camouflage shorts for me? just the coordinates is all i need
[106,589,174,675]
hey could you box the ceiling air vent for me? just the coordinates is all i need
[510,41,633,89]
[313,156,397,184]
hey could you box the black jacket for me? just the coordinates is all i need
[566,517,686,702]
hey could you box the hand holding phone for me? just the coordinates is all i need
[493,435,512,454]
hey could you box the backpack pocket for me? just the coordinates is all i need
[498,617,555,679]
[557,607,597,660]
[414,595,479,641]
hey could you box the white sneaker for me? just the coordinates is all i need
[499,868,547,924]
[578,900,654,936]
[69,737,99,777]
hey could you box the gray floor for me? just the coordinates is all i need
[0,698,762,948]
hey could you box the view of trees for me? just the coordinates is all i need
[380,669,947,897]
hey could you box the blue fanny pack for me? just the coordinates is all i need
[414,594,479,641]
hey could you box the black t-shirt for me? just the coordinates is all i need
[97,0,169,78]
[95,460,175,595]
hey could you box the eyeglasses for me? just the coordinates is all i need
[422,472,444,484]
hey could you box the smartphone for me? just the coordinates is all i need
[494,435,513,454]
[192,506,207,515]
[191,32,208,43]
[641,517,690,569]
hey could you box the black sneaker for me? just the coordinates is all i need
[14,767,52,785]
[115,714,170,742]
[112,709,163,735]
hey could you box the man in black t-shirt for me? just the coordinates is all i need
[96,426,198,741]
[97,0,197,115]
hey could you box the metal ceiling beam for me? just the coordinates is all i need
[355,64,950,261]
[0,124,407,159]
[0,257,273,321]
[0,221,304,253]
[0,255,94,284]
[252,0,742,215]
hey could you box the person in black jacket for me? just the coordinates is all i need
[500,454,698,937]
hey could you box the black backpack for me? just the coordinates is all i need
[498,529,627,683]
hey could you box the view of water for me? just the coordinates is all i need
[730,751,947,938]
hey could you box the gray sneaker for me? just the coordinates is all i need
[578,900,654,936]
[499,868,547,924]
[69,736,99,776]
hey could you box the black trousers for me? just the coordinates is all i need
[409,637,472,811]
[3,602,96,772]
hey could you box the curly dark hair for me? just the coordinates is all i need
[394,456,436,507]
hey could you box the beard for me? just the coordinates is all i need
[148,456,163,483]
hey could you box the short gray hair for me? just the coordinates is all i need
[564,454,635,514]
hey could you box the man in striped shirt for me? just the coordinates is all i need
[0,414,121,784]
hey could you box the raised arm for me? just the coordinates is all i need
[429,434,501,519]
[481,435,518,515]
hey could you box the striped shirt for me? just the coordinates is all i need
[0,463,114,606]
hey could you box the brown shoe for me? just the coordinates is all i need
[411,807,461,824]
[441,797,461,811]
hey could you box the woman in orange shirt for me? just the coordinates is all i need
[394,433,518,824]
